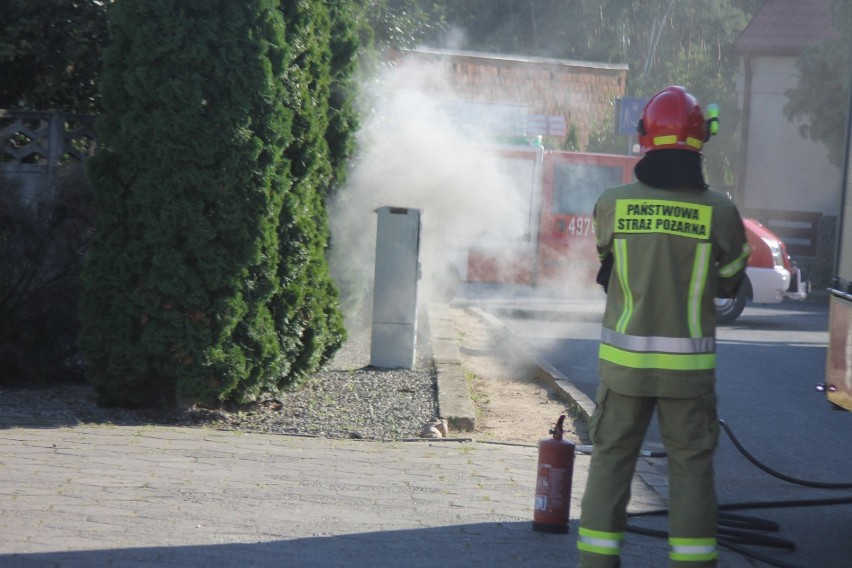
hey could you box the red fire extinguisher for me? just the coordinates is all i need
[532,415,575,534]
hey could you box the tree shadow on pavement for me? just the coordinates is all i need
[0,521,599,568]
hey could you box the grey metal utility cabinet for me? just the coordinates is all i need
[370,206,422,369]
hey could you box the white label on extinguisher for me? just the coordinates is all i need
[535,465,566,511]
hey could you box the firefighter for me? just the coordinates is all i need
[577,86,750,568]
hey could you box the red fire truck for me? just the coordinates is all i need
[445,144,808,323]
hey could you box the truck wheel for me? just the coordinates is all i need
[715,277,750,325]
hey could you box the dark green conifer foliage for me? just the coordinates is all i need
[264,0,350,391]
[325,1,361,192]
[79,0,292,407]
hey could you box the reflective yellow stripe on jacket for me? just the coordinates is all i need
[602,233,717,371]
[599,343,716,370]
[688,243,711,337]
[720,243,752,277]
[613,239,632,333]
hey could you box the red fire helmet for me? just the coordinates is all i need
[637,86,708,153]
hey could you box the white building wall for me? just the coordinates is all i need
[739,55,841,215]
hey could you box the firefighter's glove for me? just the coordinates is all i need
[596,254,613,294]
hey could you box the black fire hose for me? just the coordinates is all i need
[717,419,852,490]
[622,419,852,568]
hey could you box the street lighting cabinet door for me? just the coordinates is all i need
[370,206,422,369]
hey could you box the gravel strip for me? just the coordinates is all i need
[0,331,440,441]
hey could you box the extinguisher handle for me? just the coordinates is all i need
[549,415,566,440]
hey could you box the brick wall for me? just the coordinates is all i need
[390,48,628,148]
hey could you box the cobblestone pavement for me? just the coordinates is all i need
[0,299,757,567]
[0,423,758,567]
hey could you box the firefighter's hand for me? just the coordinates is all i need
[596,254,613,294]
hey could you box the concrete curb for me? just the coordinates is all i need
[427,304,476,432]
[466,307,596,424]
[427,302,597,435]
[462,305,671,500]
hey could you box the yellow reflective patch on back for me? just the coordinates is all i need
[614,199,712,240]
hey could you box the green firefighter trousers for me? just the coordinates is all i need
[578,385,720,568]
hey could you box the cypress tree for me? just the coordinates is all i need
[79,0,291,407]
[326,1,361,192]
[265,0,355,390]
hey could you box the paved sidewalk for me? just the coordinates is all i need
[0,424,754,567]
[0,298,756,567]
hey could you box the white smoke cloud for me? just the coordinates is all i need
[329,53,533,336]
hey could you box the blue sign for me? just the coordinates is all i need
[617,97,649,136]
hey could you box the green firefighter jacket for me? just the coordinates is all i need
[594,181,750,398]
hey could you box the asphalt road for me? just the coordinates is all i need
[492,295,852,568]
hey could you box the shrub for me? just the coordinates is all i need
[79,0,292,408]
[79,0,359,408]
[0,165,93,385]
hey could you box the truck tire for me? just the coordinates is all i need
[715,277,750,325]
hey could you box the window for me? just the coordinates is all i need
[552,163,624,215]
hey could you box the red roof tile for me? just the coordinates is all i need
[734,0,837,54]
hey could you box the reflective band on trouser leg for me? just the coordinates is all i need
[578,527,624,556]
[669,537,718,562]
